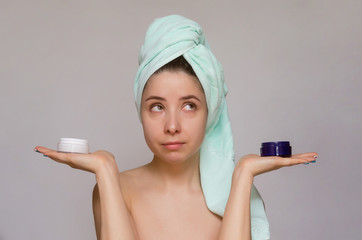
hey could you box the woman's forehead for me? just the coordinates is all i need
[142,70,205,98]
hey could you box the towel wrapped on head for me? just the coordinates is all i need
[134,15,270,240]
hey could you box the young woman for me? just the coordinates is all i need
[34,15,318,240]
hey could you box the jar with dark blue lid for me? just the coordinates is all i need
[260,141,292,157]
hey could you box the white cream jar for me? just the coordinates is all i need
[57,138,89,154]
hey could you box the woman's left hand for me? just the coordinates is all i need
[234,152,318,178]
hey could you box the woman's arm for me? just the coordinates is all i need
[219,169,253,239]
[94,162,137,240]
[218,153,318,240]
[93,183,102,240]
[34,147,138,240]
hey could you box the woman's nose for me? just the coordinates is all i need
[164,111,181,135]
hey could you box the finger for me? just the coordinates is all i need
[292,152,318,159]
[288,152,318,165]
[293,152,318,160]
[34,146,70,164]
[34,146,57,158]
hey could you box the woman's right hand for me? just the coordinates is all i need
[34,146,118,174]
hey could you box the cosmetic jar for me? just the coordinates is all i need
[260,141,292,157]
[57,138,89,154]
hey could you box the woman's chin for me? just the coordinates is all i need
[156,152,196,165]
[164,155,188,164]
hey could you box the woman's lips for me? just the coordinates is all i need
[162,141,185,150]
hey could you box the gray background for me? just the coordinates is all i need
[1,0,361,239]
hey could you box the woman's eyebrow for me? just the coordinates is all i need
[145,95,201,102]
[180,95,201,102]
[145,96,165,102]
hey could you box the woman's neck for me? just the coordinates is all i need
[146,153,201,192]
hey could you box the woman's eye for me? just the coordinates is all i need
[151,105,163,112]
[183,103,196,111]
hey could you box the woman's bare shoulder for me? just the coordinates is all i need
[119,164,150,184]
[118,164,153,211]
[119,165,151,194]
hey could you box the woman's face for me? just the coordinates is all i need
[141,70,207,164]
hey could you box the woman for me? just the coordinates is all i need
[34,15,318,240]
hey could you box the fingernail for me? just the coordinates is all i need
[34,149,40,153]
[43,154,48,157]
[314,155,318,159]
[311,160,316,163]
[304,162,309,165]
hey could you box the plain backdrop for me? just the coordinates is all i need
[1,0,361,239]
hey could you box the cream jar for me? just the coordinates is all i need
[57,138,89,154]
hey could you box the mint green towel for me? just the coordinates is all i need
[134,15,270,239]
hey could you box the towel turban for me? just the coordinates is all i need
[134,15,270,239]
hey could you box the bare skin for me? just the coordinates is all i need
[34,71,318,240]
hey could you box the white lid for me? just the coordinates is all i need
[59,138,88,144]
